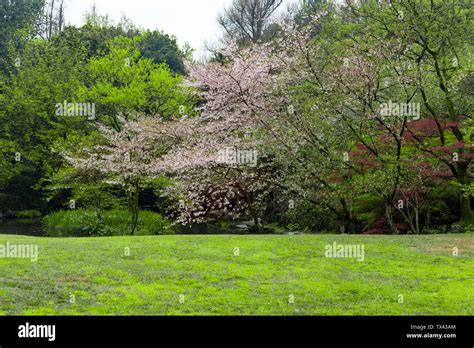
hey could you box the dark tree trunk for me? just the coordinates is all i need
[129,180,139,236]
[457,165,472,223]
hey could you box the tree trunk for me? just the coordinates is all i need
[415,207,420,234]
[129,180,139,236]
[247,193,261,233]
[248,204,261,233]
[460,194,472,223]
[385,204,398,234]
[48,0,55,40]
[457,165,472,223]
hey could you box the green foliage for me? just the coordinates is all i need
[56,14,187,74]
[45,161,127,212]
[0,139,21,190]
[463,224,474,234]
[16,210,42,220]
[422,186,461,225]
[284,200,337,233]
[137,30,187,75]
[353,194,385,229]
[0,0,471,234]
[274,0,472,233]
[81,36,194,130]
[44,209,104,237]
[43,209,174,237]
[0,0,45,71]
[0,36,89,214]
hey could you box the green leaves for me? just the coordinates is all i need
[83,37,194,129]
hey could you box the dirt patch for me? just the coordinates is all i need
[414,235,474,255]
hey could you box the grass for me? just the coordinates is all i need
[0,233,472,315]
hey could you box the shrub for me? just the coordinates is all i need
[43,210,105,237]
[421,186,461,226]
[44,209,174,237]
[16,210,42,220]
[464,224,474,234]
[353,194,385,230]
[134,210,175,236]
[283,200,340,233]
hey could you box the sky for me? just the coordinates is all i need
[64,0,235,59]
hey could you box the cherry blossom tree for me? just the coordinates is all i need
[64,117,194,234]
[66,2,472,234]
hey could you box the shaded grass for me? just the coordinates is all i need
[0,234,472,315]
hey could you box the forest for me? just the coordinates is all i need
[0,0,472,237]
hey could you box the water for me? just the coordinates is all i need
[0,220,44,236]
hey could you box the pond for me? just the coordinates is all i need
[0,220,270,236]
[0,220,44,236]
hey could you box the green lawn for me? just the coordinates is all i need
[0,233,472,315]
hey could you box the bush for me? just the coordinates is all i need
[283,200,339,233]
[43,210,102,237]
[464,224,474,234]
[16,210,42,220]
[422,186,461,226]
[353,194,385,230]
[44,209,174,237]
[134,210,175,236]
